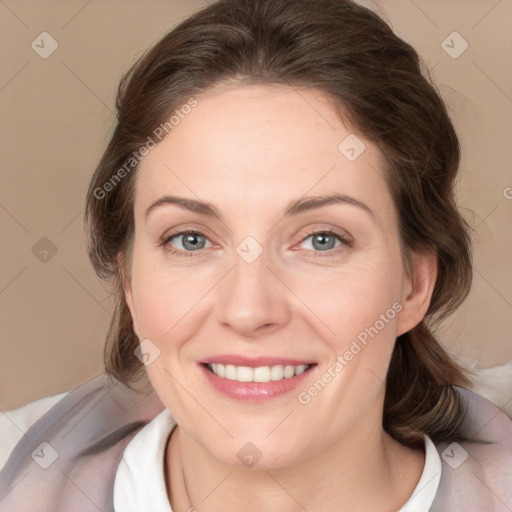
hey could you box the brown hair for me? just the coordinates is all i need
[85,0,473,448]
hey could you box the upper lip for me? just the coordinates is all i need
[200,354,315,367]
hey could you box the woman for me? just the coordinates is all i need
[1,0,511,510]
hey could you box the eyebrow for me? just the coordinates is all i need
[144,193,375,222]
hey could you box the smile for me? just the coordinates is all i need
[199,360,317,401]
[206,363,312,382]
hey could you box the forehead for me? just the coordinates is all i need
[134,84,394,224]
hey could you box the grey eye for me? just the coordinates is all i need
[171,232,209,251]
[301,233,341,251]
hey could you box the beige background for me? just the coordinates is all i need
[0,0,511,410]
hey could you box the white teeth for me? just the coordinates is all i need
[236,366,253,382]
[225,364,237,380]
[270,365,284,381]
[283,365,295,378]
[207,363,311,382]
[295,364,307,376]
[253,366,271,382]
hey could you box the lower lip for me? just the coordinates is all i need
[199,363,316,401]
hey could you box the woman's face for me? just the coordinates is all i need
[124,83,432,468]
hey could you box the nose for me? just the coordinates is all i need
[214,245,292,339]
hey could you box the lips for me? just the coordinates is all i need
[198,355,317,401]
[201,354,315,367]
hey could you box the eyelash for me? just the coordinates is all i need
[159,228,353,258]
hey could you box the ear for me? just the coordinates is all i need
[118,255,139,337]
[396,250,437,336]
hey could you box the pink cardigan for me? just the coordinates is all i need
[0,373,510,511]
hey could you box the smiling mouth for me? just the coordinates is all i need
[203,362,315,383]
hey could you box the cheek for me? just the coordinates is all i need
[130,251,214,340]
[288,257,403,346]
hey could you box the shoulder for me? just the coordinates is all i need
[455,386,512,468]
[0,390,70,471]
[0,374,164,511]
[432,386,512,511]
[461,386,512,488]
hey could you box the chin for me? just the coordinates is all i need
[204,434,307,471]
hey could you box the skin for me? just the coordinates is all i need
[123,83,437,512]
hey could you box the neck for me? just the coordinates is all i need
[165,403,424,512]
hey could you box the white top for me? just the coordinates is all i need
[0,393,442,511]
[113,408,442,512]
